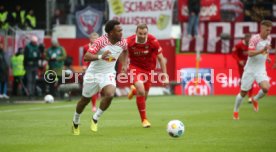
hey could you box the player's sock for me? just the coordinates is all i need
[234,93,244,112]
[91,94,97,112]
[73,112,81,126]
[136,96,146,121]
[92,94,97,106]
[92,108,104,123]
[253,89,265,101]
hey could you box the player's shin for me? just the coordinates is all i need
[73,112,81,125]
[234,93,244,112]
[136,96,146,121]
[253,89,265,101]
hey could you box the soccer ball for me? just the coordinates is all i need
[44,94,54,103]
[167,120,185,138]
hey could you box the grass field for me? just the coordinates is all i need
[0,95,276,152]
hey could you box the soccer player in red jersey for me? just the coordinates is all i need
[232,33,253,103]
[82,32,100,112]
[124,23,169,128]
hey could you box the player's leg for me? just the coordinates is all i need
[128,84,137,99]
[91,93,98,112]
[140,81,151,127]
[247,87,253,103]
[72,75,99,135]
[91,85,115,132]
[233,72,254,119]
[134,81,147,124]
[91,74,116,132]
[254,80,270,100]
[239,66,252,103]
[252,74,270,112]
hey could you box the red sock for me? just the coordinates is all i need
[91,94,98,107]
[248,88,253,98]
[136,96,146,122]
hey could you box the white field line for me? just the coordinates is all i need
[0,104,74,113]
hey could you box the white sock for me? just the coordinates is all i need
[234,93,244,112]
[93,108,104,121]
[73,112,81,125]
[253,90,265,101]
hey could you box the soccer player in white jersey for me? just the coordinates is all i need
[233,20,274,120]
[72,20,128,135]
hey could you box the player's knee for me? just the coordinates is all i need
[240,91,247,97]
[262,85,270,93]
[79,96,91,106]
[136,88,145,96]
[103,92,115,98]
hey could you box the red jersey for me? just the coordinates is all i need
[127,34,162,71]
[232,40,249,63]
[82,43,91,67]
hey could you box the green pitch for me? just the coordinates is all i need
[0,96,276,152]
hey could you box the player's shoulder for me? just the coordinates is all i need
[127,34,136,42]
[147,34,157,42]
[118,38,127,45]
[250,34,260,41]
[94,35,108,44]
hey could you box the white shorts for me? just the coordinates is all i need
[241,72,269,91]
[82,73,116,98]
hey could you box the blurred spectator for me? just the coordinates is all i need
[23,36,40,98]
[11,48,26,96]
[187,0,201,38]
[36,44,48,96]
[0,5,9,30]
[25,9,36,30]
[51,9,66,29]
[46,38,67,96]
[0,43,9,99]
[11,5,25,29]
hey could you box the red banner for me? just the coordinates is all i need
[174,54,276,95]
[178,0,221,22]
[180,22,276,53]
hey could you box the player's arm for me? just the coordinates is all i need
[84,51,110,62]
[119,50,128,73]
[84,40,110,62]
[157,52,169,85]
[248,46,269,57]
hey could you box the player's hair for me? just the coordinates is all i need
[261,20,272,27]
[90,32,99,38]
[136,23,148,32]
[105,20,120,34]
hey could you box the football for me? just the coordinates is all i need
[44,94,54,103]
[167,120,185,138]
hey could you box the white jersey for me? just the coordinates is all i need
[86,34,127,74]
[244,34,271,73]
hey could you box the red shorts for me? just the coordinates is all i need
[129,65,151,91]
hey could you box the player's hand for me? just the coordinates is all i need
[162,73,169,86]
[266,57,272,63]
[102,50,111,59]
[121,65,127,74]
[238,60,244,66]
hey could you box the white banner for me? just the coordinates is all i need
[15,30,44,53]
[108,0,174,39]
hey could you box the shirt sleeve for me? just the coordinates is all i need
[153,39,163,54]
[122,39,128,51]
[248,36,257,51]
[88,40,101,54]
